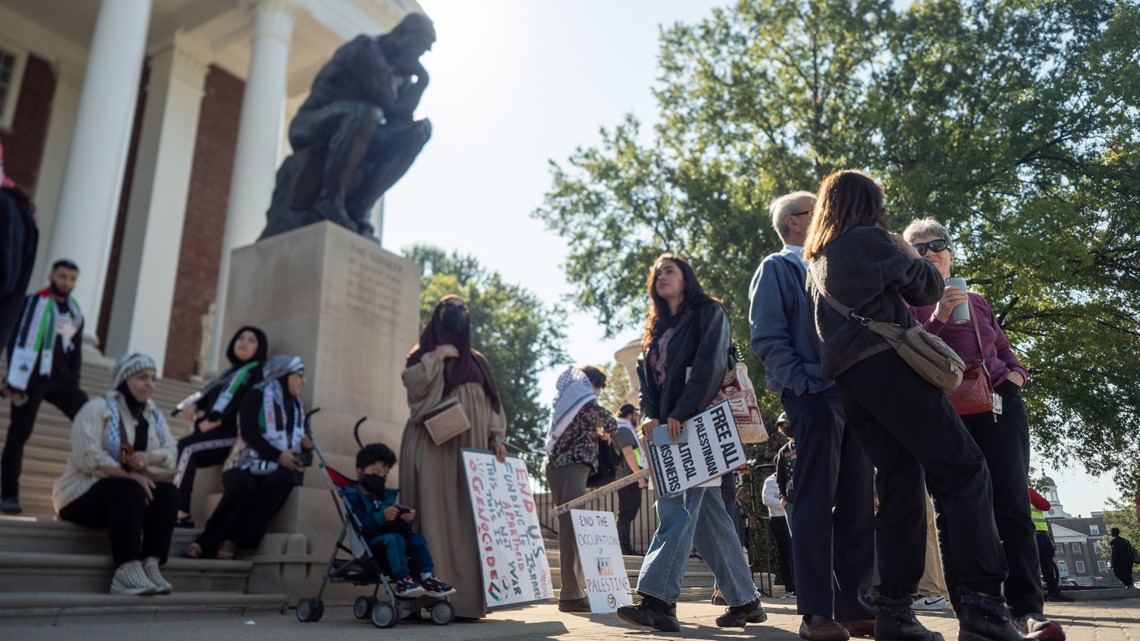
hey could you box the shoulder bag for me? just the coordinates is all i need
[945,310,995,415]
[422,396,472,445]
[809,266,965,392]
[709,344,767,443]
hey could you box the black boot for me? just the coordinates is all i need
[956,587,1022,641]
[617,593,680,632]
[869,589,944,641]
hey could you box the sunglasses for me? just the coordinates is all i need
[912,239,951,256]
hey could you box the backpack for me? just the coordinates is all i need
[586,436,618,489]
[1130,542,1140,565]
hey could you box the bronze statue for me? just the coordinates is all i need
[260,13,436,241]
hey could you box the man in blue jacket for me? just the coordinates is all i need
[748,191,875,641]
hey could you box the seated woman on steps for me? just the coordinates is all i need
[53,352,179,595]
[183,355,311,560]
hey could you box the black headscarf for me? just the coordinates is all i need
[225,326,269,368]
[405,295,501,412]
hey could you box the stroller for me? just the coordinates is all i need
[295,416,455,627]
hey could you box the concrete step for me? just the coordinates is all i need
[0,591,288,620]
[0,552,253,593]
[0,517,200,556]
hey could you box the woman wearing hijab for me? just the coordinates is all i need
[400,295,507,619]
[545,364,617,613]
[54,352,178,595]
[183,355,310,560]
[173,326,268,528]
[617,254,764,632]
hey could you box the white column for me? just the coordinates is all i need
[30,60,83,285]
[208,0,297,371]
[44,0,152,342]
[104,34,210,373]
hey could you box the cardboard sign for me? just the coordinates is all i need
[570,509,633,613]
[646,400,746,495]
[461,449,555,608]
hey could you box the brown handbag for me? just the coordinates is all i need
[945,310,995,415]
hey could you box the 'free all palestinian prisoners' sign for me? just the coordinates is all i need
[646,400,746,495]
[570,509,633,613]
[461,449,555,608]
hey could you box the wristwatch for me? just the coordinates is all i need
[489,433,504,445]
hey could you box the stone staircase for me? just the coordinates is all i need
[0,355,746,620]
[0,355,288,618]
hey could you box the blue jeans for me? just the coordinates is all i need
[370,531,434,578]
[637,486,758,606]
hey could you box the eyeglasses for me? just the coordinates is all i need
[912,239,951,256]
[787,210,812,218]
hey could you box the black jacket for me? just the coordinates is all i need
[0,186,37,349]
[637,299,731,424]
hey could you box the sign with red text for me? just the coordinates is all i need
[570,509,633,613]
[646,400,746,495]
[461,449,554,608]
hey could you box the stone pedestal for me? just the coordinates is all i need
[221,221,421,602]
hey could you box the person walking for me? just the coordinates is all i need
[750,190,875,641]
[616,253,764,633]
[1109,527,1136,589]
[2,259,87,514]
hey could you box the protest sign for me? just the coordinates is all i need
[645,400,745,495]
[570,509,633,613]
[461,449,554,608]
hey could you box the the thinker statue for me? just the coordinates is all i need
[260,13,435,241]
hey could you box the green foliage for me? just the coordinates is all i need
[404,245,571,482]
[595,360,634,414]
[1102,493,1140,559]
[534,0,1140,492]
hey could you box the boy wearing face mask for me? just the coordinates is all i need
[344,442,456,599]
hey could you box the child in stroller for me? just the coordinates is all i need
[344,443,456,600]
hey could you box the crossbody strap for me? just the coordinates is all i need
[967,298,991,379]
[807,263,873,325]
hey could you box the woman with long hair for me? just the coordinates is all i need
[400,295,507,619]
[804,170,1021,641]
[616,253,765,633]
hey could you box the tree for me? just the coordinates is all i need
[405,245,571,481]
[596,360,634,414]
[534,0,1140,490]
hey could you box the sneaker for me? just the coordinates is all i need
[912,595,950,611]
[617,594,680,632]
[1015,613,1066,641]
[711,592,728,606]
[422,574,456,598]
[143,561,173,594]
[716,598,767,628]
[0,496,21,514]
[110,560,158,595]
[956,587,1021,641]
[785,590,797,598]
[868,589,944,641]
[393,575,426,599]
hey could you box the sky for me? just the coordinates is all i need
[380,1,1118,517]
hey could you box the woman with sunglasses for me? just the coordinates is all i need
[903,219,1063,641]
[804,170,1023,641]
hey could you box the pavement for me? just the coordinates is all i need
[3,594,1139,641]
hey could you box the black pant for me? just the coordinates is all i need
[174,428,237,514]
[768,515,796,592]
[59,478,178,566]
[782,388,875,620]
[616,479,642,552]
[196,467,297,556]
[2,381,88,499]
[1114,565,1133,588]
[937,381,1042,616]
[1036,530,1060,595]
[836,350,1007,600]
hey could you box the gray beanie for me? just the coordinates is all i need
[111,352,156,389]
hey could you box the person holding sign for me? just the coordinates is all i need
[400,295,508,620]
[805,170,1021,641]
[616,253,765,633]
[545,364,617,613]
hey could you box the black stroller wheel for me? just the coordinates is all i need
[371,601,397,628]
[430,600,455,625]
[296,598,314,622]
[310,598,325,622]
[353,596,371,619]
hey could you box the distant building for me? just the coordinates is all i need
[1036,476,1117,587]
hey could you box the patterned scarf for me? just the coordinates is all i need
[544,366,596,457]
[104,391,168,462]
[6,290,83,390]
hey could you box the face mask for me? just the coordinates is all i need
[360,473,386,496]
[439,307,468,334]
